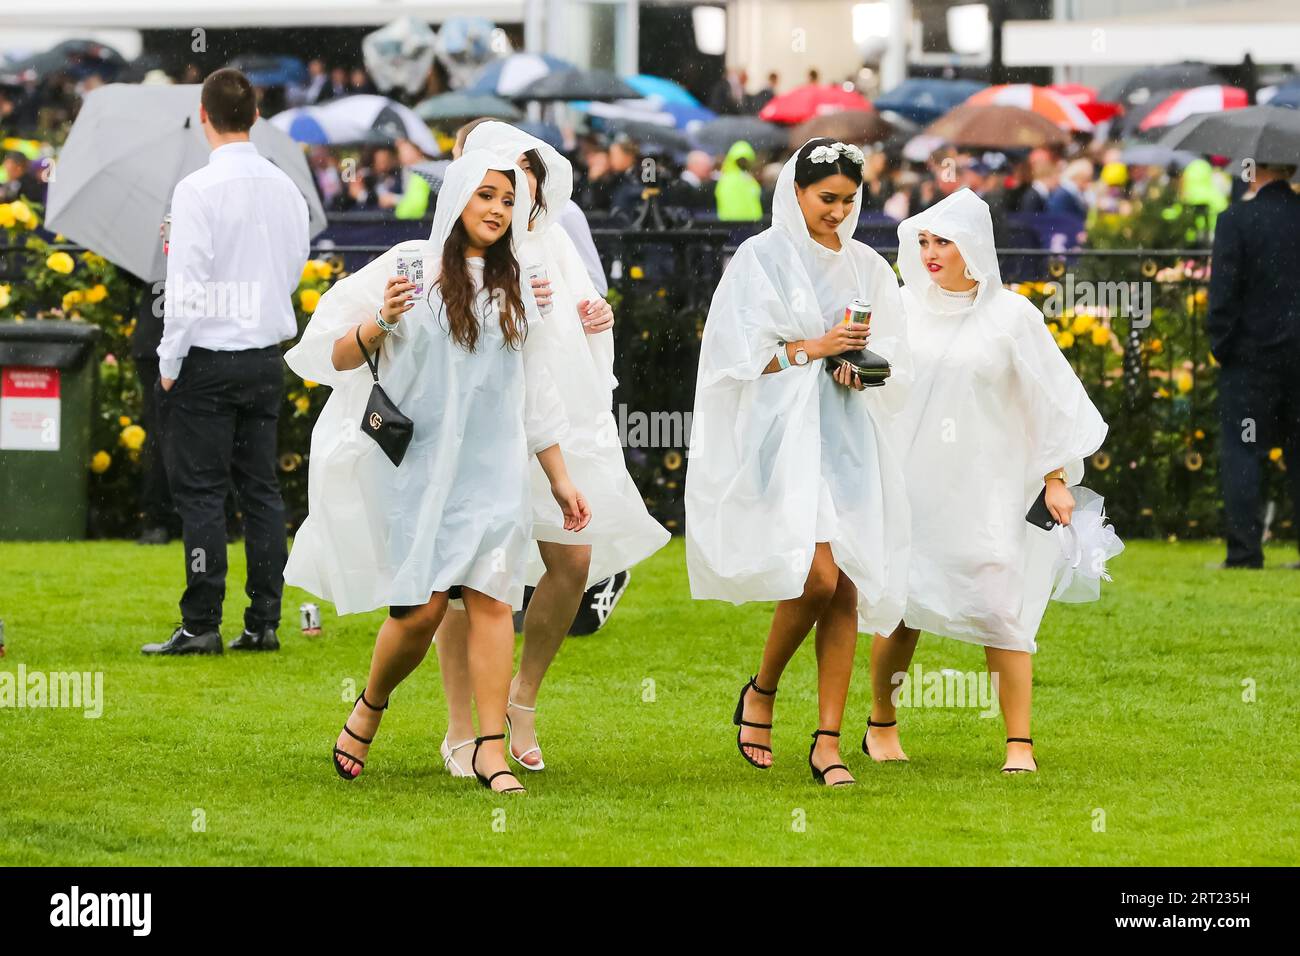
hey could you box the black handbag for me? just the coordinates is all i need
[356,327,413,466]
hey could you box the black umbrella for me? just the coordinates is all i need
[0,39,126,85]
[514,69,641,103]
[1158,106,1300,165]
[1101,62,1227,109]
[690,116,787,154]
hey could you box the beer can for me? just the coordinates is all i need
[394,250,425,297]
[300,603,322,636]
[525,262,553,315]
[844,297,872,326]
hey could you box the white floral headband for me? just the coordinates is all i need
[808,141,865,167]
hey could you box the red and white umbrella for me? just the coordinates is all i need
[1138,85,1248,132]
[966,84,1094,132]
[759,83,872,125]
[1048,83,1123,124]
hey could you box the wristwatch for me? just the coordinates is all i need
[1045,468,1067,483]
[792,344,809,366]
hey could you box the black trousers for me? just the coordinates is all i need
[133,355,180,531]
[159,346,287,633]
[1217,356,1300,566]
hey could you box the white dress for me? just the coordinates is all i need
[464,121,669,588]
[686,146,913,636]
[282,151,568,615]
[895,188,1109,652]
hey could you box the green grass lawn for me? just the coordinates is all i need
[1,536,1297,866]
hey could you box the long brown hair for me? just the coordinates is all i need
[437,217,527,353]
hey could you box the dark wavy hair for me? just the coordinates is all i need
[793,137,865,188]
[436,173,527,353]
[523,148,548,227]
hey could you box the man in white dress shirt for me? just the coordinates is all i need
[143,69,310,656]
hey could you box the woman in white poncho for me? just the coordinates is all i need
[686,138,913,787]
[282,150,591,794]
[863,188,1108,774]
[430,120,669,777]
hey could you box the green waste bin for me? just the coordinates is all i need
[0,319,102,540]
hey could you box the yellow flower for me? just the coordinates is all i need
[0,204,14,229]
[300,288,321,313]
[303,380,318,389]
[629,265,645,280]
[1090,326,1110,347]
[86,284,109,304]
[1149,338,1163,354]
[1174,369,1193,394]
[62,289,85,311]
[119,424,146,451]
[90,450,111,474]
[1071,314,1095,335]
[10,200,32,226]
[47,251,75,274]
[118,415,132,427]
[294,395,311,415]
[1194,429,1205,440]
[1047,322,1059,334]
[81,251,106,267]
[1269,447,1283,462]
[1156,387,1170,399]
[1056,331,1075,349]
[301,259,332,283]
[0,284,9,310]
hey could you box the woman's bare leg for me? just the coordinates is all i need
[334,592,449,777]
[508,542,592,766]
[809,569,860,784]
[985,645,1035,772]
[463,587,524,791]
[738,542,840,767]
[434,609,475,745]
[866,622,920,761]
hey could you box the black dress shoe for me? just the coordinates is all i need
[228,626,280,652]
[142,625,223,656]
[137,526,170,545]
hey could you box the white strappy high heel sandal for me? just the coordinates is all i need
[505,698,545,771]
[440,734,476,778]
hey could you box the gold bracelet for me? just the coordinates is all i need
[1045,468,1067,483]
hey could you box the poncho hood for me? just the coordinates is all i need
[896,187,1001,314]
[464,120,571,234]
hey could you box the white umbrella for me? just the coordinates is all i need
[362,16,438,97]
[271,94,440,157]
[45,83,326,282]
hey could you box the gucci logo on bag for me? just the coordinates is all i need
[368,411,383,430]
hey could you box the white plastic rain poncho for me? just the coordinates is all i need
[463,121,670,587]
[685,144,913,635]
[894,188,1109,652]
[282,149,568,615]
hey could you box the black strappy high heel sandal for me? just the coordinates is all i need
[732,675,777,769]
[472,733,527,794]
[1001,736,1038,774]
[809,729,855,786]
[332,689,387,780]
[861,718,907,762]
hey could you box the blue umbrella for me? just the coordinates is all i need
[225,55,308,88]
[625,74,702,108]
[1265,82,1300,110]
[874,78,988,125]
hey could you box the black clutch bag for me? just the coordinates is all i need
[823,347,892,387]
[356,327,413,466]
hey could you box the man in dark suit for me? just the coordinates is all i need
[1207,163,1300,568]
